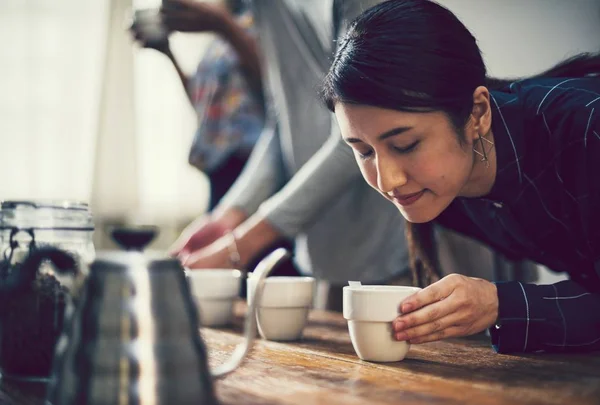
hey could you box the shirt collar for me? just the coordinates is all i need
[485,89,525,205]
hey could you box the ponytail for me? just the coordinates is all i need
[485,52,600,91]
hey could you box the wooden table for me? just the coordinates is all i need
[2,302,599,405]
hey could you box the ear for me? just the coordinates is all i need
[466,86,492,143]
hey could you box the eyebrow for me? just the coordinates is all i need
[344,126,413,144]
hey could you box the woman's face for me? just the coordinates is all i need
[335,103,477,223]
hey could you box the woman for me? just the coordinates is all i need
[321,0,600,353]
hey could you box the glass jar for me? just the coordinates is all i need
[0,200,95,381]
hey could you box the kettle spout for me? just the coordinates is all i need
[211,247,290,379]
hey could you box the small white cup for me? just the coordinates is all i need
[186,269,242,327]
[132,8,168,45]
[343,285,421,362]
[247,276,316,341]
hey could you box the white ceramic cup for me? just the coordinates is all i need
[186,269,242,327]
[133,8,168,45]
[247,276,316,341]
[343,285,422,362]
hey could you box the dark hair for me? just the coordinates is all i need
[320,0,600,287]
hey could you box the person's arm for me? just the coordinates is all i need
[183,0,387,268]
[188,123,363,269]
[217,13,263,100]
[256,120,359,237]
[491,280,600,353]
[162,0,263,99]
[232,0,385,238]
[216,118,286,218]
[492,84,600,353]
[129,15,194,106]
[390,274,600,354]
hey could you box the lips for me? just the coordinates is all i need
[390,190,425,207]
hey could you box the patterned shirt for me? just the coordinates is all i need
[436,77,600,354]
[188,13,263,173]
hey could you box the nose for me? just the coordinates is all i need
[376,153,408,194]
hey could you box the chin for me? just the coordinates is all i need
[396,206,440,224]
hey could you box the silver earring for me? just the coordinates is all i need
[473,135,494,168]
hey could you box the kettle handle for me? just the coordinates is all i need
[211,247,290,379]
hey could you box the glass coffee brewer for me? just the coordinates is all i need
[0,200,95,381]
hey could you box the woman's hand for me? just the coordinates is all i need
[393,274,499,344]
[183,215,284,270]
[182,235,234,269]
[169,208,247,262]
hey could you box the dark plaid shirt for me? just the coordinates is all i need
[437,77,600,353]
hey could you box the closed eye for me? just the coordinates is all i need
[394,141,419,154]
[357,149,373,160]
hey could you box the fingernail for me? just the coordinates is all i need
[396,332,408,341]
[395,321,405,331]
[402,303,413,313]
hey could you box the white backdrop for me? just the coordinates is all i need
[0,0,215,248]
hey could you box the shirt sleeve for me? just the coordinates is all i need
[228,0,383,236]
[491,79,600,354]
[257,118,361,237]
[490,280,600,353]
[217,121,287,215]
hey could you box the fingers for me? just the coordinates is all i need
[393,309,465,343]
[407,326,466,344]
[393,296,457,333]
[170,232,206,257]
[168,216,211,256]
[399,275,460,314]
[182,240,226,269]
[169,228,202,257]
[168,234,190,257]
[391,275,496,345]
[182,251,204,268]
[177,251,191,265]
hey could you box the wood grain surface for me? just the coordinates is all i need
[2,301,599,405]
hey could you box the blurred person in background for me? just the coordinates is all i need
[166,0,411,311]
[131,0,262,211]
[131,0,297,278]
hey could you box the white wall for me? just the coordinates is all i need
[438,0,600,284]
[439,0,600,78]
[0,0,108,201]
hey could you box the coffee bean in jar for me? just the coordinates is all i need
[0,269,69,377]
[0,201,94,381]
